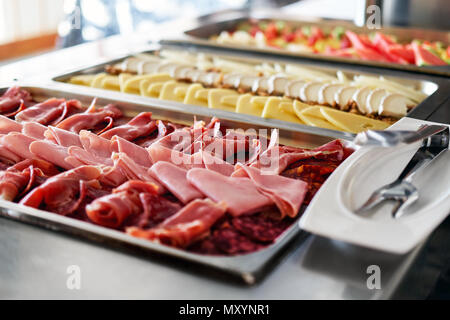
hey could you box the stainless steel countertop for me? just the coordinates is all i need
[0,217,422,299]
[0,32,447,300]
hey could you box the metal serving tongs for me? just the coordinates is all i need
[353,124,449,219]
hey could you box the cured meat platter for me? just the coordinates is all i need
[167,10,450,76]
[0,84,349,284]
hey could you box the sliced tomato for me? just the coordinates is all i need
[340,34,351,49]
[345,30,373,50]
[283,32,295,43]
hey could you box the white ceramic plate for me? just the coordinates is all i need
[299,117,450,254]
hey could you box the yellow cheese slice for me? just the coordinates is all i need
[195,89,210,101]
[208,89,239,112]
[261,98,303,124]
[68,74,96,86]
[101,75,120,91]
[174,86,188,99]
[119,73,133,92]
[220,95,239,107]
[90,73,108,88]
[236,94,264,117]
[296,106,341,131]
[139,80,151,97]
[148,82,165,98]
[184,84,208,107]
[122,74,172,94]
[320,107,390,133]
[250,96,270,108]
[159,81,190,102]
[293,100,312,113]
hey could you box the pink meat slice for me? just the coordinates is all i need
[15,98,66,124]
[111,136,152,167]
[0,87,32,114]
[99,112,157,140]
[234,164,308,218]
[56,104,122,133]
[0,115,23,134]
[79,130,113,159]
[201,151,234,176]
[111,152,165,194]
[22,122,48,140]
[186,168,273,216]
[147,142,204,170]
[149,161,204,204]
[45,126,82,147]
[127,199,227,248]
[29,140,80,170]
[0,133,37,160]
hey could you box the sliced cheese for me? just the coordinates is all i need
[68,74,96,86]
[119,73,133,92]
[122,73,172,94]
[295,106,341,131]
[261,97,303,124]
[90,73,108,88]
[208,89,239,112]
[159,81,190,102]
[320,107,390,133]
[101,75,120,91]
[184,84,208,107]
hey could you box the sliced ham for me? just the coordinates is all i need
[235,164,307,218]
[187,168,273,216]
[79,130,113,159]
[15,98,66,124]
[111,136,152,167]
[86,180,178,229]
[149,161,204,204]
[22,122,47,140]
[44,126,82,147]
[0,133,37,160]
[56,103,122,133]
[20,166,102,216]
[29,140,81,170]
[0,87,32,115]
[127,199,227,248]
[201,151,234,176]
[100,112,157,140]
[148,142,204,170]
[0,115,23,134]
[111,152,165,194]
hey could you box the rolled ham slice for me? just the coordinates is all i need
[127,199,227,248]
[0,115,23,134]
[149,161,204,204]
[15,98,68,125]
[22,122,48,140]
[44,126,82,148]
[111,136,152,167]
[234,164,308,218]
[187,168,273,216]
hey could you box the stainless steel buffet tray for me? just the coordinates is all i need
[51,47,450,138]
[0,84,340,285]
[167,9,450,76]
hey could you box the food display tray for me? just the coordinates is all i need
[0,84,342,285]
[51,47,450,137]
[164,10,450,77]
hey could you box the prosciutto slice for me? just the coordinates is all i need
[234,164,307,218]
[127,199,227,248]
[0,159,59,201]
[22,122,47,140]
[56,103,122,133]
[30,140,82,170]
[201,151,234,176]
[0,133,37,161]
[15,99,80,125]
[100,112,157,141]
[44,126,82,147]
[111,136,152,167]
[0,87,32,115]
[149,161,204,204]
[187,168,273,216]
[86,180,175,229]
[20,166,102,216]
[0,115,23,134]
